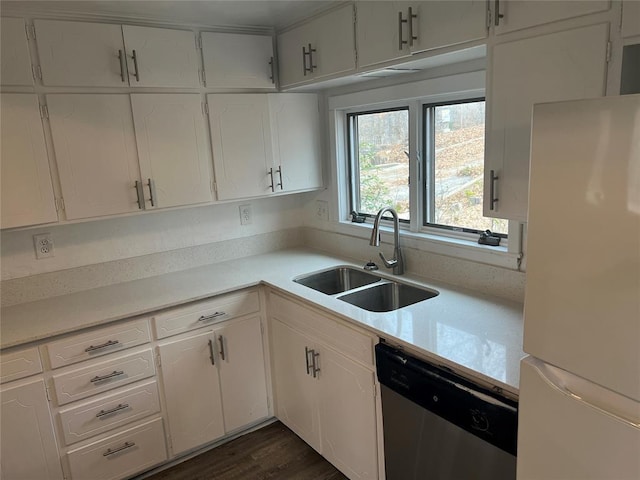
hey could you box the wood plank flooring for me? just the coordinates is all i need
[141,421,348,480]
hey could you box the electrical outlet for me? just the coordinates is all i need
[239,204,252,225]
[33,233,54,259]
[316,200,329,221]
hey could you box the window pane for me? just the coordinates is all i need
[353,109,409,220]
[433,101,507,234]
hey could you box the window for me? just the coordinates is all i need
[347,98,507,238]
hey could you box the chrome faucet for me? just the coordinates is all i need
[369,207,405,275]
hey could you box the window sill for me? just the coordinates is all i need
[334,220,522,271]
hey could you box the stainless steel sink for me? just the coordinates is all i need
[294,267,381,295]
[337,281,439,312]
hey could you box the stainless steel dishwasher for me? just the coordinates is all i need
[375,342,518,480]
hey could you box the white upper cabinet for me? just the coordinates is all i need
[201,32,275,89]
[622,0,640,38]
[131,94,213,208]
[122,25,200,88]
[1,94,58,229]
[357,1,487,69]
[34,19,199,87]
[269,94,323,193]
[492,0,610,35]
[277,4,356,87]
[47,94,142,219]
[208,94,274,200]
[484,23,609,221]
[1,17,33,85]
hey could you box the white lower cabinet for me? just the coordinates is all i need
[269,291,380,479]
[1,378,64,480]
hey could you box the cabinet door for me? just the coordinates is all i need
[270,319,321,452]
[131,94,213,209]
[1,17,33,85]
[217,316,269,433]
[318,348,379,480]
[158,330,225,455]
[1,94,58,229]
[410,1,487,53]
[622,0,640,38]
[484,23,609,221]
[202,32,275,89]
[311,4,356,80]
[1,379,63,480]
[47,94,142,219]
[277,23,310,87]
[122,25,200,88]
[208,94,274,200]
[356,2,412,69]
[34,19,126,87]
[494,0,610,35]
[269,94,323,193]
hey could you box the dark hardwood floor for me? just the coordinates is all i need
[141,421,348,480]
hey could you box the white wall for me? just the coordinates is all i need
[1,194,309,280]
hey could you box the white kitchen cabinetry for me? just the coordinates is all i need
[269,291,379,480]
[131,94,213,208]
[491,0,610,35]
[277,4,355,87]
[0,94,58,229]
[208,93,322,200]
[1,17,34,85]
[622,1,640,39]
[356,1,487,69]
[201,32,276,89]
[34,19,199,87]
[484,23,609,221]
[1,378,64,480]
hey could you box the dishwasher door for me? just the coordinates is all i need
[376,343,517,480]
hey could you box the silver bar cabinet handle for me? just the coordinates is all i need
[218,335,225,361]
[269,56,275,84]
[130,49,140,82]
[103,441,135,457]
[312,351,320,378]
[198,311,226,322]
[135,180,144,209]
[118,50,126,82]
[208,339,215,366]
[494,0,504,26]
[85,339,120,353]
[276,166,283,190]
[90,370,125,383]
[398,11,408,50]
[489,169,499,210]
[268,168,275,192]
[308,43,317,73]
[305,347,312,375]
[146,178,156,207]
[302,45,308,76]
[96,403,129,418]
[408,7,418,47]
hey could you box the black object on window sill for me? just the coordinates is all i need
[351,211,366,223]
[478,230,501,246]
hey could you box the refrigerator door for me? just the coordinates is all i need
[517,357,640,480]
[524,94,640,401]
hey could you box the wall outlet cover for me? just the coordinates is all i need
[239,204,252,225]
[33,233,55,259]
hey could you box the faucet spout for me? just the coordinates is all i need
[369,207,404,275]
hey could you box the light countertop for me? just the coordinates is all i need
[0,248,525,395]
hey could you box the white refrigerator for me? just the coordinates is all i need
[518,94,640,479]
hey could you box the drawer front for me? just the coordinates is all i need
[53,349,155,405]
[269,291,374,366]
[59,380,161,446]
[0,346,43,384]
[67,417,167,480]
[154,289,260,339]
[47,318,151,369]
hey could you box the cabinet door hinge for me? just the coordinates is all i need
[45,385,52,402]
[25,24,36,39]
[353,5,357,24]
[199,68,207,86]
[39,103,49,119]
[260,323,265,336]
[486,5,492,29]
[155,352,162,368]
[605,41,612,62]
[196,33,202,50]
[211,180,217,195]
[55,197,65,212]
[202,101,209,115]
[32,64,42,81]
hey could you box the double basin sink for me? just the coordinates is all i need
[294,266,439,312]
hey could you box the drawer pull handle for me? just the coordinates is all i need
[90,370,125,383]
[85,340,120,353]
[312,351,321,378]
[208,339,215,366]
[218,335,225,361]
[305,347,312,375]
[96,403,130,418]
[198,311,226,322]
[103,441,136,457]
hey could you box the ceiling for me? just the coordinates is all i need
[0,0,343,31]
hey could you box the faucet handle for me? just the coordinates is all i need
[379,252,397,269]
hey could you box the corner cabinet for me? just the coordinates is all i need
[208,93,322,201]
[268,290,380,480]
[484,22,610,221]
[277,4,356,88]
